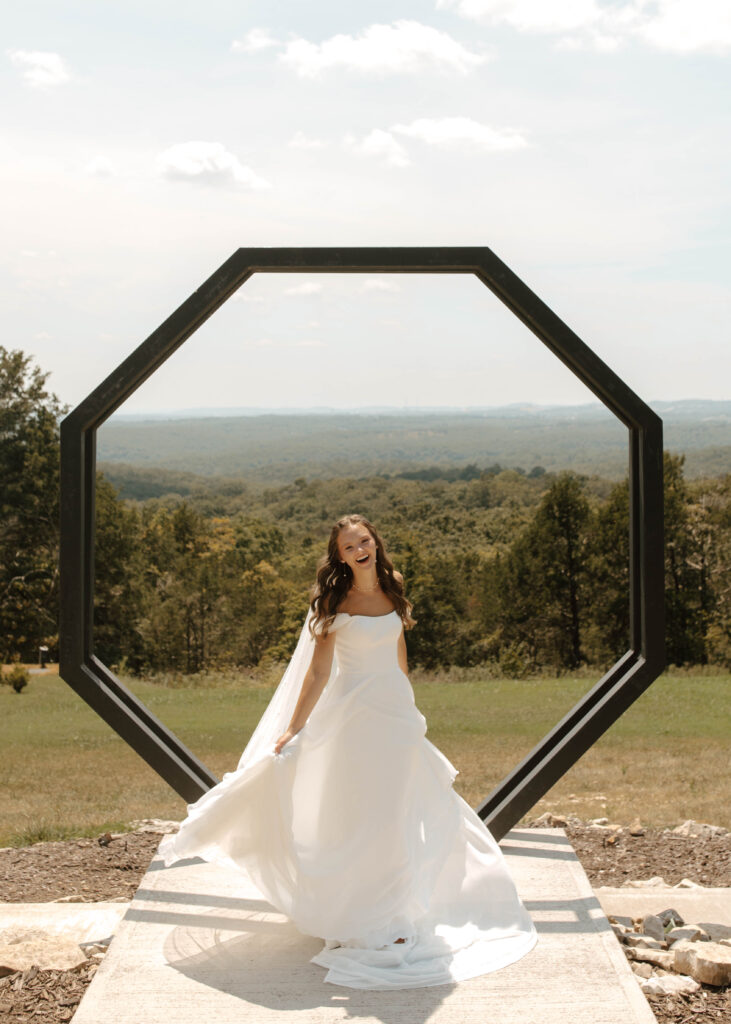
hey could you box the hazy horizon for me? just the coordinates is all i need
[109,397,731,421]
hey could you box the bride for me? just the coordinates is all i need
[159,513,537,989]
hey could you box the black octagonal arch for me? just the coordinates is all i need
[59,247,664,840]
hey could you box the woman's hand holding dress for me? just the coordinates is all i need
[274,727,299,754]
[273,628,335,754]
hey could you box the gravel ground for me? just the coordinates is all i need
[563,821,731,888]
[0,821,729,1023]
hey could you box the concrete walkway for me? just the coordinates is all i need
[70,828,654,1024]
[596,886,731,927]
[0,902,127,945]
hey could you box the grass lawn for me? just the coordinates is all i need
[0,669,728,847]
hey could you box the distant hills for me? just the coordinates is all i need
[97,400,730,493]
[111,399,731,422]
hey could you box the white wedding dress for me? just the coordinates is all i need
[159,610,537,989]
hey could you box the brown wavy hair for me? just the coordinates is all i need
[309,514,415,637]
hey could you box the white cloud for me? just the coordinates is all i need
[391,116,528,151]
[436,0,607,34]
[289,131,326,150]
[8,49,72,87]
[284,282,323,295]
[84,155,116,177]
[360,278,400,293]
[231,28,280,53]
[438,0,731,53]
[637,0,731,54]
[345,129,410,167]
[281,20,485,77]
[155,142,271,189]
[556,31,622,52]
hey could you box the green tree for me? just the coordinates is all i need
[500,473,591,669]
[664,453,706,665]
[701,474,731,667]
[586,479,630,664]
[94,473,147,671]
[0,347,65,661]
[137,503,217,673]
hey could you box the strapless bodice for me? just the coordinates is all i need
[331,611,403,677]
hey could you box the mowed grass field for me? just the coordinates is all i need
[1,669,728,848]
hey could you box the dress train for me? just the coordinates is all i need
[159,611,536,989]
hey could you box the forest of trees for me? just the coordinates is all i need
[2,345,730,676]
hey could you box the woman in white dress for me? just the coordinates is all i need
[159,514,536,989]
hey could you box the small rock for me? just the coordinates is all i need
[0,936,89,973]
[622,876,669,888]
[624,934,666,950]
[611,923,631,938]
[674,878,704,889]
[630,962,653,979]
[609,915,634,929]
[528,812,567,828]
[699,922,731,942]
[666,926,708,945]
[51,895,88,903]
[672,820,728,839]
[627,947,675,969]
[642,914,666,942]
[656,908,684,928]
[589,817,609,827]
[673,940,731,987]
[97,832,113,847]
[628,818,645,837]
[639,974,700,996]
[128,818,180,834]
[78,942,109,956]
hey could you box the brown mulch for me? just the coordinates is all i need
[0,822,729,1023]
[563,822,731,888]
[0,963,96,1023]
[0,830,163,1023]
[647,988,731,1024]
[0,830,162,904]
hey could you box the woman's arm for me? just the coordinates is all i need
[394,569,409,677]
[274,629,336,754]
[397,627,409,678]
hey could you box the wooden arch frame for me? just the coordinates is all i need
[60,247,664,839]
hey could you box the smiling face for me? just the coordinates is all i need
[336,522,377,576]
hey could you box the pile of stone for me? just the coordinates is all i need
[671,820,728,840]
[0,930,112,975]
[609,907,731,996]
[0,903,128,976]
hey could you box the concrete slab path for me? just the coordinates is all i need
[72,828,655,1024]
[596,887,731,927]
[0,903,128,946]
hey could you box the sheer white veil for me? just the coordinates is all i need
[236,608,336,771]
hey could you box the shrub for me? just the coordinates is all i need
[4,665,30,693]
[499,641,532,679]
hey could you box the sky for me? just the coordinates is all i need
[3,0,730,415]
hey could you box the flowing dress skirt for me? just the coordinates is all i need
[159,611,536,988]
